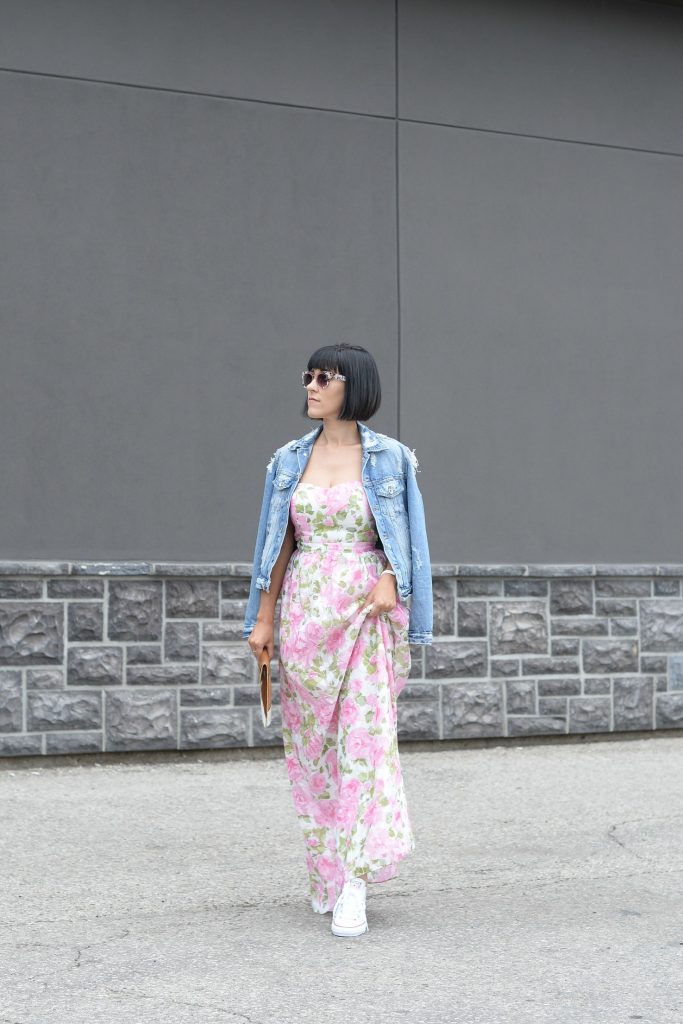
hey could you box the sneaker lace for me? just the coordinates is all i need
[336,878,366,915]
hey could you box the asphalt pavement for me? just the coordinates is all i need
[1,734,682,1024]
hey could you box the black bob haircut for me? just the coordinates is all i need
[301,343,382,421]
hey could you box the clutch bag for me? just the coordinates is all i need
[257,647,273,727]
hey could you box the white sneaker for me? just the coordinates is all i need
[331,877,369,937]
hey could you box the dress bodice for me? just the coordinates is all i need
[290,481,378,552]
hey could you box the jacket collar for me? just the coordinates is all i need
[287,421,388,453]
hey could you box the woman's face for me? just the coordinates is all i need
[305,368,345,420]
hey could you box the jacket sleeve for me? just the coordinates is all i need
[241,448,279,639]
[402,443,434,645]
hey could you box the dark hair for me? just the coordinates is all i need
[301,343,381,421]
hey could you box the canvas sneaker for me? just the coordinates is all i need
[331,877,369,937]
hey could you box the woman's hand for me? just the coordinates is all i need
[361,572,398,618]
[247,618,275,661]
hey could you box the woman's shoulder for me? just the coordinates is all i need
[265,427,315,473]
[379,433,421,474]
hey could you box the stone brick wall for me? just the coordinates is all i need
[1,561,682,757]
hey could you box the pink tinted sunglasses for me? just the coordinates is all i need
[301,370,347,389]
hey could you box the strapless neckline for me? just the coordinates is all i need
[297,480,363,490]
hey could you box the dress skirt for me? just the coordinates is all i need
[277,479,416,914]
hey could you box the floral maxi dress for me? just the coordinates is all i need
[278,479,416,914]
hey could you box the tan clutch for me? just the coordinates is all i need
[257,647,273,727]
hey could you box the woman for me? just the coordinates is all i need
[243,343,433,937]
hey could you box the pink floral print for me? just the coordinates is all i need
[278,480,416,914]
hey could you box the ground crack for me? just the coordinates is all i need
[105,988,263,1022]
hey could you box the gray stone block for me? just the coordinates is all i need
[654,579,680,596]
[108,581,163,641]
[432,579,455,636]
[26,668,64,690]
[668,654,683,690]
[526,564,595,576]
[640,599,683,652]
[408,645,424,678]
[0,561,68,575]
[164,621,200,661]
[457,579,502,596]
[221,598,248,619]
[126,645,162,665]
[641,655,667,674]
[180,687,233,706]
[551,617,608,636]
[490,600,548,655]
[220,579,251,599]
[458,601,487,637]
[610,618,638,636]
[491,659,520,677]
[655,693,683,727]
[0,734,42,756]
[45,731,103,754]
[505,680,536,714]
[442,681,503,737]
[459,564,527,576]
[550,580,593,615]
[508,715,566,736]
[432,564,459,577]
[0,602,63,665]
[551,638,580,656]
[0,670,22,732]
[67,646,123,686]
[203,621,244,641]
[180,707,250,748]
[68,601,104,642]
[127,665,199,686]
[522,657,579,675]
[27,690,102,731]
[202,645,254,686]
[397,700,440,740]
[583,676,611,695]
[425,641,487,679]
[399,682,439,702]
[105,689,177,750]
[594,578,651,596]
[537,676,581,696]
[73,562,152,575]
[613,676,654,731]
[582,639,638,674]
[538,697,567,716]
[596,599,637,617]
[47,579,104,599]
[153,562,227,576]
[568,697,612,733]
[504,579,548,597]
[166,580,219,618]
[0,580,43,599]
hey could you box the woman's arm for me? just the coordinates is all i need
[256,516,296,628]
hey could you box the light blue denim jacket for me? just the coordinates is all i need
[241,420,433,645]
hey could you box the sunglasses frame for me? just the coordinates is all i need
[301,370,347,389]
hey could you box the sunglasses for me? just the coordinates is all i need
[301,370,347,389]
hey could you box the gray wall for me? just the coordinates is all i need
[1,0,682,565]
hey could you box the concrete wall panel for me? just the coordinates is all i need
[0,72,397,560]
[0,0,395,116]
[399,0,683,153]
[399,121,683,562]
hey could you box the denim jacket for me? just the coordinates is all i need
[241,420,433,644]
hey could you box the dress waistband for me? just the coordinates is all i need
[297,540,378,553]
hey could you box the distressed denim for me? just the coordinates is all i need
[242,421,433,644]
